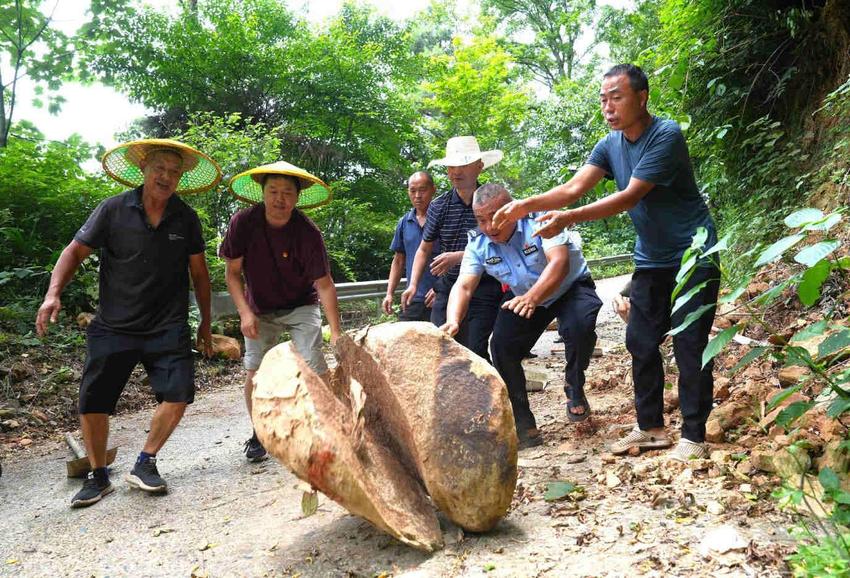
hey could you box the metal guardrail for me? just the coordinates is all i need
[200,253,633,319]
[587,253,633,268]
[335,279,408,302]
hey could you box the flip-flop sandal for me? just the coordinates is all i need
[566,397,591,422]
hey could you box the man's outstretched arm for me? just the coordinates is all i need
[493,165,607,229]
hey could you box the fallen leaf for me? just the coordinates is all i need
[301,490,319,516]
[544,481,577,502]
[198,542,217,552]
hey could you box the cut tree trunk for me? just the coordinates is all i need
[252,322,518,550]
[336,322,518,532]
[252,342,443,552]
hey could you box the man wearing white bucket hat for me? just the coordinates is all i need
[401,136,504,361]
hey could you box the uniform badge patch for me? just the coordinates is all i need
[485,256,503,265]
[522,244,539,256]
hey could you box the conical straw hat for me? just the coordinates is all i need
[228,160,332,209]
[101,138,222,194]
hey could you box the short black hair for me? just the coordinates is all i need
[603,64,649,93]
[260,173,301,192]
[408,170,434,187]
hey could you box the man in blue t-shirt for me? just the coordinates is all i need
[382,171,439,321]
[493,64,720,462]
[441,183,602,449]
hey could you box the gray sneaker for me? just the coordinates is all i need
[126,459,168,493]
[610,427,672,455]
[668,439,710,462]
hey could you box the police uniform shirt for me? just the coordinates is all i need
[459,214,589,308]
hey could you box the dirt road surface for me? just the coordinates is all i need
[0,274,795,577]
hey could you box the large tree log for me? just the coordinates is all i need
[252,322,518,550]
[252,342,443,552]
[336,322,518,532]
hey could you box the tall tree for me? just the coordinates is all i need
[481,0,597,88]
[0,0,72,147]
[79,0,304,128]
[422,34,530,161]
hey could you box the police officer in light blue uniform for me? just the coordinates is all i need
[440,183,602,449]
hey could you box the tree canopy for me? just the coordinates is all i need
[1,0,847,296]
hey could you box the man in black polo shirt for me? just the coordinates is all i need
[36,139,220,508]
[401,136,504,361]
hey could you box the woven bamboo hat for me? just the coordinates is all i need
[101,138,222,194]
[228,161,332,209]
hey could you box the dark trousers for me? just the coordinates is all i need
[399,300,431,322]
[431,274,502,362]
[626,265,720,443]
[490,278,602,431]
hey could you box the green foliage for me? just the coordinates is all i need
[788,531,850,577]
[782,467,850,576]
[422,34,530,158]
[676,208,849,569]
[543,480,579,502]
[599,0,848,272]
[482,0,597,86]
[175,112,283,289]
[79,0,427,282]
[0,131,118,306]
[81,0,303,125]
[0,0,74,146]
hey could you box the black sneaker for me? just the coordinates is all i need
[125,459,168,493]
[71,471,114,508]
[244,434,268,462]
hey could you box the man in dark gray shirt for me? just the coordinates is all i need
[494,64,719,462]
[36,139,220,507]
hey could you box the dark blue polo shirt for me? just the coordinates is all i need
[422,188,480,289]
[587,117,717,269]
[74,187,205,334]
[389,208,439,302]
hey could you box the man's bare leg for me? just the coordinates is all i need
[126,401,187,493]
[141,401,187,455]
[243,370,268,461]
[244,370,256,423]
[80,413,109,468]
[71,413,114,508]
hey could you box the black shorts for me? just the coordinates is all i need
[79,323,195,414]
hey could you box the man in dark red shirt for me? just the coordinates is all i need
[220,161,341,462]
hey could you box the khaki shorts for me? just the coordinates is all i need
[243,304,328,374]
